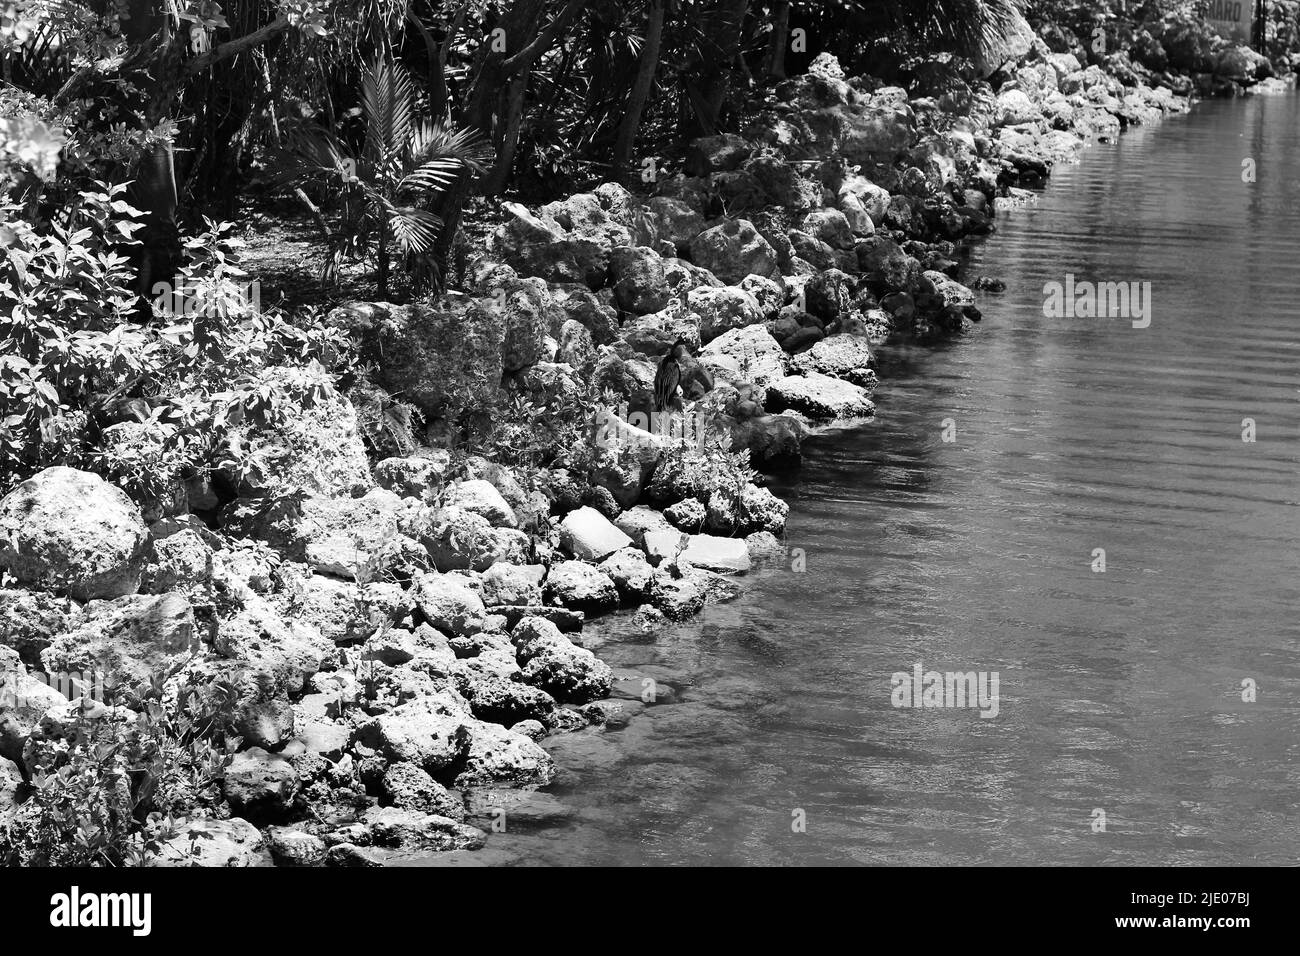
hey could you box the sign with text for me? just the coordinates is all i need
[1206,0,1254,44]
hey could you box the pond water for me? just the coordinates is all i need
[424,92,1300,866]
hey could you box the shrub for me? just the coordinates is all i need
[0,671,240,867]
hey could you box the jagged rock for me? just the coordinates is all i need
[141,527,213,599]
[412,573,487,638]
[689,219,779,285]
[558,506,632,561]
[512,617,613,703]
[452,660,557,726]
[0,588,70,662]
[995,88,1040,126]
[352,693,471,774]
[237,365,373,498]
[543,561,619,616]
[479,563,545,608]
[552,284,620,344]
[664,498,707,531]
[800,208,856,250]
[380,763,465,819]
[613,505,677,546]
[492,605,585,632]
[649,567,708,621]
[700,324,787,387]
[790,334,877,386]
[680,534,751,573]
[454,718,556,789]
[39,592,197,690]
[765,373,876,421]
[857,235,921,291]
[267,827,328,867]
[151,818,271,867]
[689,285,765,344]
[443,479,518,529]
[684,133,751,176]
[363,806,486,851]
[328,297,505,421]
[495,202,608,288]
[0,467,147,601]
[223,747,300,813]
[597,548,655,604]
[610,246,671,315]
[295,574,411,645]
[645,197,707,253]
[326,843,384,867]
[374,453,451,500]
[403,505,511,572]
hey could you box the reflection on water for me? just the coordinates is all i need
[423,94,1300,867]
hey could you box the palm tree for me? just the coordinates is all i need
[280,55,492,297]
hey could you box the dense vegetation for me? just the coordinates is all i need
[1,0,1296,865]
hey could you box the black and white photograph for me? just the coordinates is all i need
[0,0,1292,925]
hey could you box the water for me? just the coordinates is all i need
[432,94,1300,866]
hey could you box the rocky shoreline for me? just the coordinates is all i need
[1,14,1294,866]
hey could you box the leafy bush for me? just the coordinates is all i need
[0,671,240,867]
[1,188,354,505]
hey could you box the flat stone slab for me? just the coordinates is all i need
[680,534,751,573]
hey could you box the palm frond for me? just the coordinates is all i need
[383,203,442,255]
[361,56,414,176]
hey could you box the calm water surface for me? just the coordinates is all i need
[429,94,1300,866]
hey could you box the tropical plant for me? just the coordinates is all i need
[0,671,240,867]
[278,54,492,296]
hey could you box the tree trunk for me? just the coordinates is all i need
[696,0,750,134]
[765,0,790,79]
[612,0,666,182]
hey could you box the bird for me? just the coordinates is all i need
[653,338,686,413]
[0,712,30,785]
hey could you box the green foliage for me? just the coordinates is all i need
[0,185,353,504]
[278,54,491,295]
[0,672,240,867]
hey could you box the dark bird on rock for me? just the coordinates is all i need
[654,338,687,412]
[0,713,30,785]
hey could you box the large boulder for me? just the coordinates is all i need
[558,506,632,561]
[689,219,779,285]
[352,693,471,774]
[222,747,300,813]
[494,202,608,288]
[236,365,373,498]
[700,325,787,388]
[39,592,198,690]
[327,297,504,421]
[684,133,751,176]
[454,718,556,789]
[512,616,613,703]
[790,334,877,387]
[0,467,147,600]
[680,534,751,573]
[610,246,671,316]
[150,818,271,867]
[442,479,517,529]
[689,285,765,344]
[412,573,488,638]
[765,373,876,421]
[543,560,619,616]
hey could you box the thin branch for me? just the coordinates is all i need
[184,15,291,78]
[501,0,587,76]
